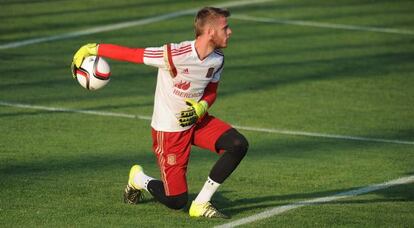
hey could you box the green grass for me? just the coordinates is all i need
[1,0,413,227]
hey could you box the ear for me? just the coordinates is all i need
[207,25,215,39]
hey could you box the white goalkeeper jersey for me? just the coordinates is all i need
[143,40,224,132]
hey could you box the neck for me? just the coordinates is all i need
[195,37,215,61]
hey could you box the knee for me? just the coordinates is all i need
[233,133,249,158]
[167,192,188,210]
[216,128,249,159]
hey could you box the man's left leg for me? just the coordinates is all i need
[189,115,249,218]
[208,128,249,184]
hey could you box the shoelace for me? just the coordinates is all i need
[126,186,144,203]
[203,204,226,218]
[129,191,140,202]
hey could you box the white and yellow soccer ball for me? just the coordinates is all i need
[74,56,111,91]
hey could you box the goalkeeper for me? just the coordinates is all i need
[72,7,248,219]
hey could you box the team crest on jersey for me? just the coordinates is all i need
[174,80,191,91]
[205,67,214,78]
[167,154,176,165]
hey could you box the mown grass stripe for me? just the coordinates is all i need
[232,14,414,35]
[0,0,272,50]
[1,100,413,145]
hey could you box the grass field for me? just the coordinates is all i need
[1,0,414,227]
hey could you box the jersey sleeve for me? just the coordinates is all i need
[201,82,218,107]
[212,53,224,83]
[98,44,144,63]
[144,43,180,78]
[143,46,166,69]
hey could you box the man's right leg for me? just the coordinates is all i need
[124,164,188,209]
[147,179,188,210]
[124,129,192,210]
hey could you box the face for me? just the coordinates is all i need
[211,16,232,48]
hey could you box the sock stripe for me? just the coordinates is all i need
[194,177,221,203]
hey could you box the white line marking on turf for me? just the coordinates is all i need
[215,175,414,228]
[0,101,151,121]
[232,14,414,35]
[232,126,414,145]
[0,0,272,50]
[1,101,414,145]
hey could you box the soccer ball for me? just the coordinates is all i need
[74,56,111,90]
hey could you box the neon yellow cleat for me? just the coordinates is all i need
[189,201,230,219]
[128,165,143,189]
[123,165,144,204]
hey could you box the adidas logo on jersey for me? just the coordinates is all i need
[182,68,189,74]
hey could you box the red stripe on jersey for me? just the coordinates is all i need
[144,53,163,56]
[172,44,191,52]
[144,49,164,58]
[145,50,163,53]
[172,50,191,55]
[180,44,191,49]
[144,50,162,54]
[172,49,192,56]
[144,53,163,57]
[144,55,163,58]
[172,48,192,55]
[166,43,177,77]
[172,45,191,53]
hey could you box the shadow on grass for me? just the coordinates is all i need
[0,0,174,20]
[220,183,414,216]
[216,173,414,216]
[0,153,154,177]
[209,132,414,216]
[0,130,412,218]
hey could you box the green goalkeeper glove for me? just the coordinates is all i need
[179,99,208,127]
[71,43,98,78]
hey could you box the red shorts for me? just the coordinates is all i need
[151,114,232,196]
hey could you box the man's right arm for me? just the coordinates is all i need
[72,43,167,69]
[98,44,144,64]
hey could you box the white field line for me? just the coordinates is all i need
[1,101,414,146]
[0,101,151,121]
[232,126,414,145]
[215,175,414,228]
[0,0,272,50]
[232,14,414,35]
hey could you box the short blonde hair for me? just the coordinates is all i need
[194,7,230,37]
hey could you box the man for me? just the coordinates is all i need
[72,7,248,219]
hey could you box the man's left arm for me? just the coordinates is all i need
[200,82,219,107]
[178,82,219,127]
